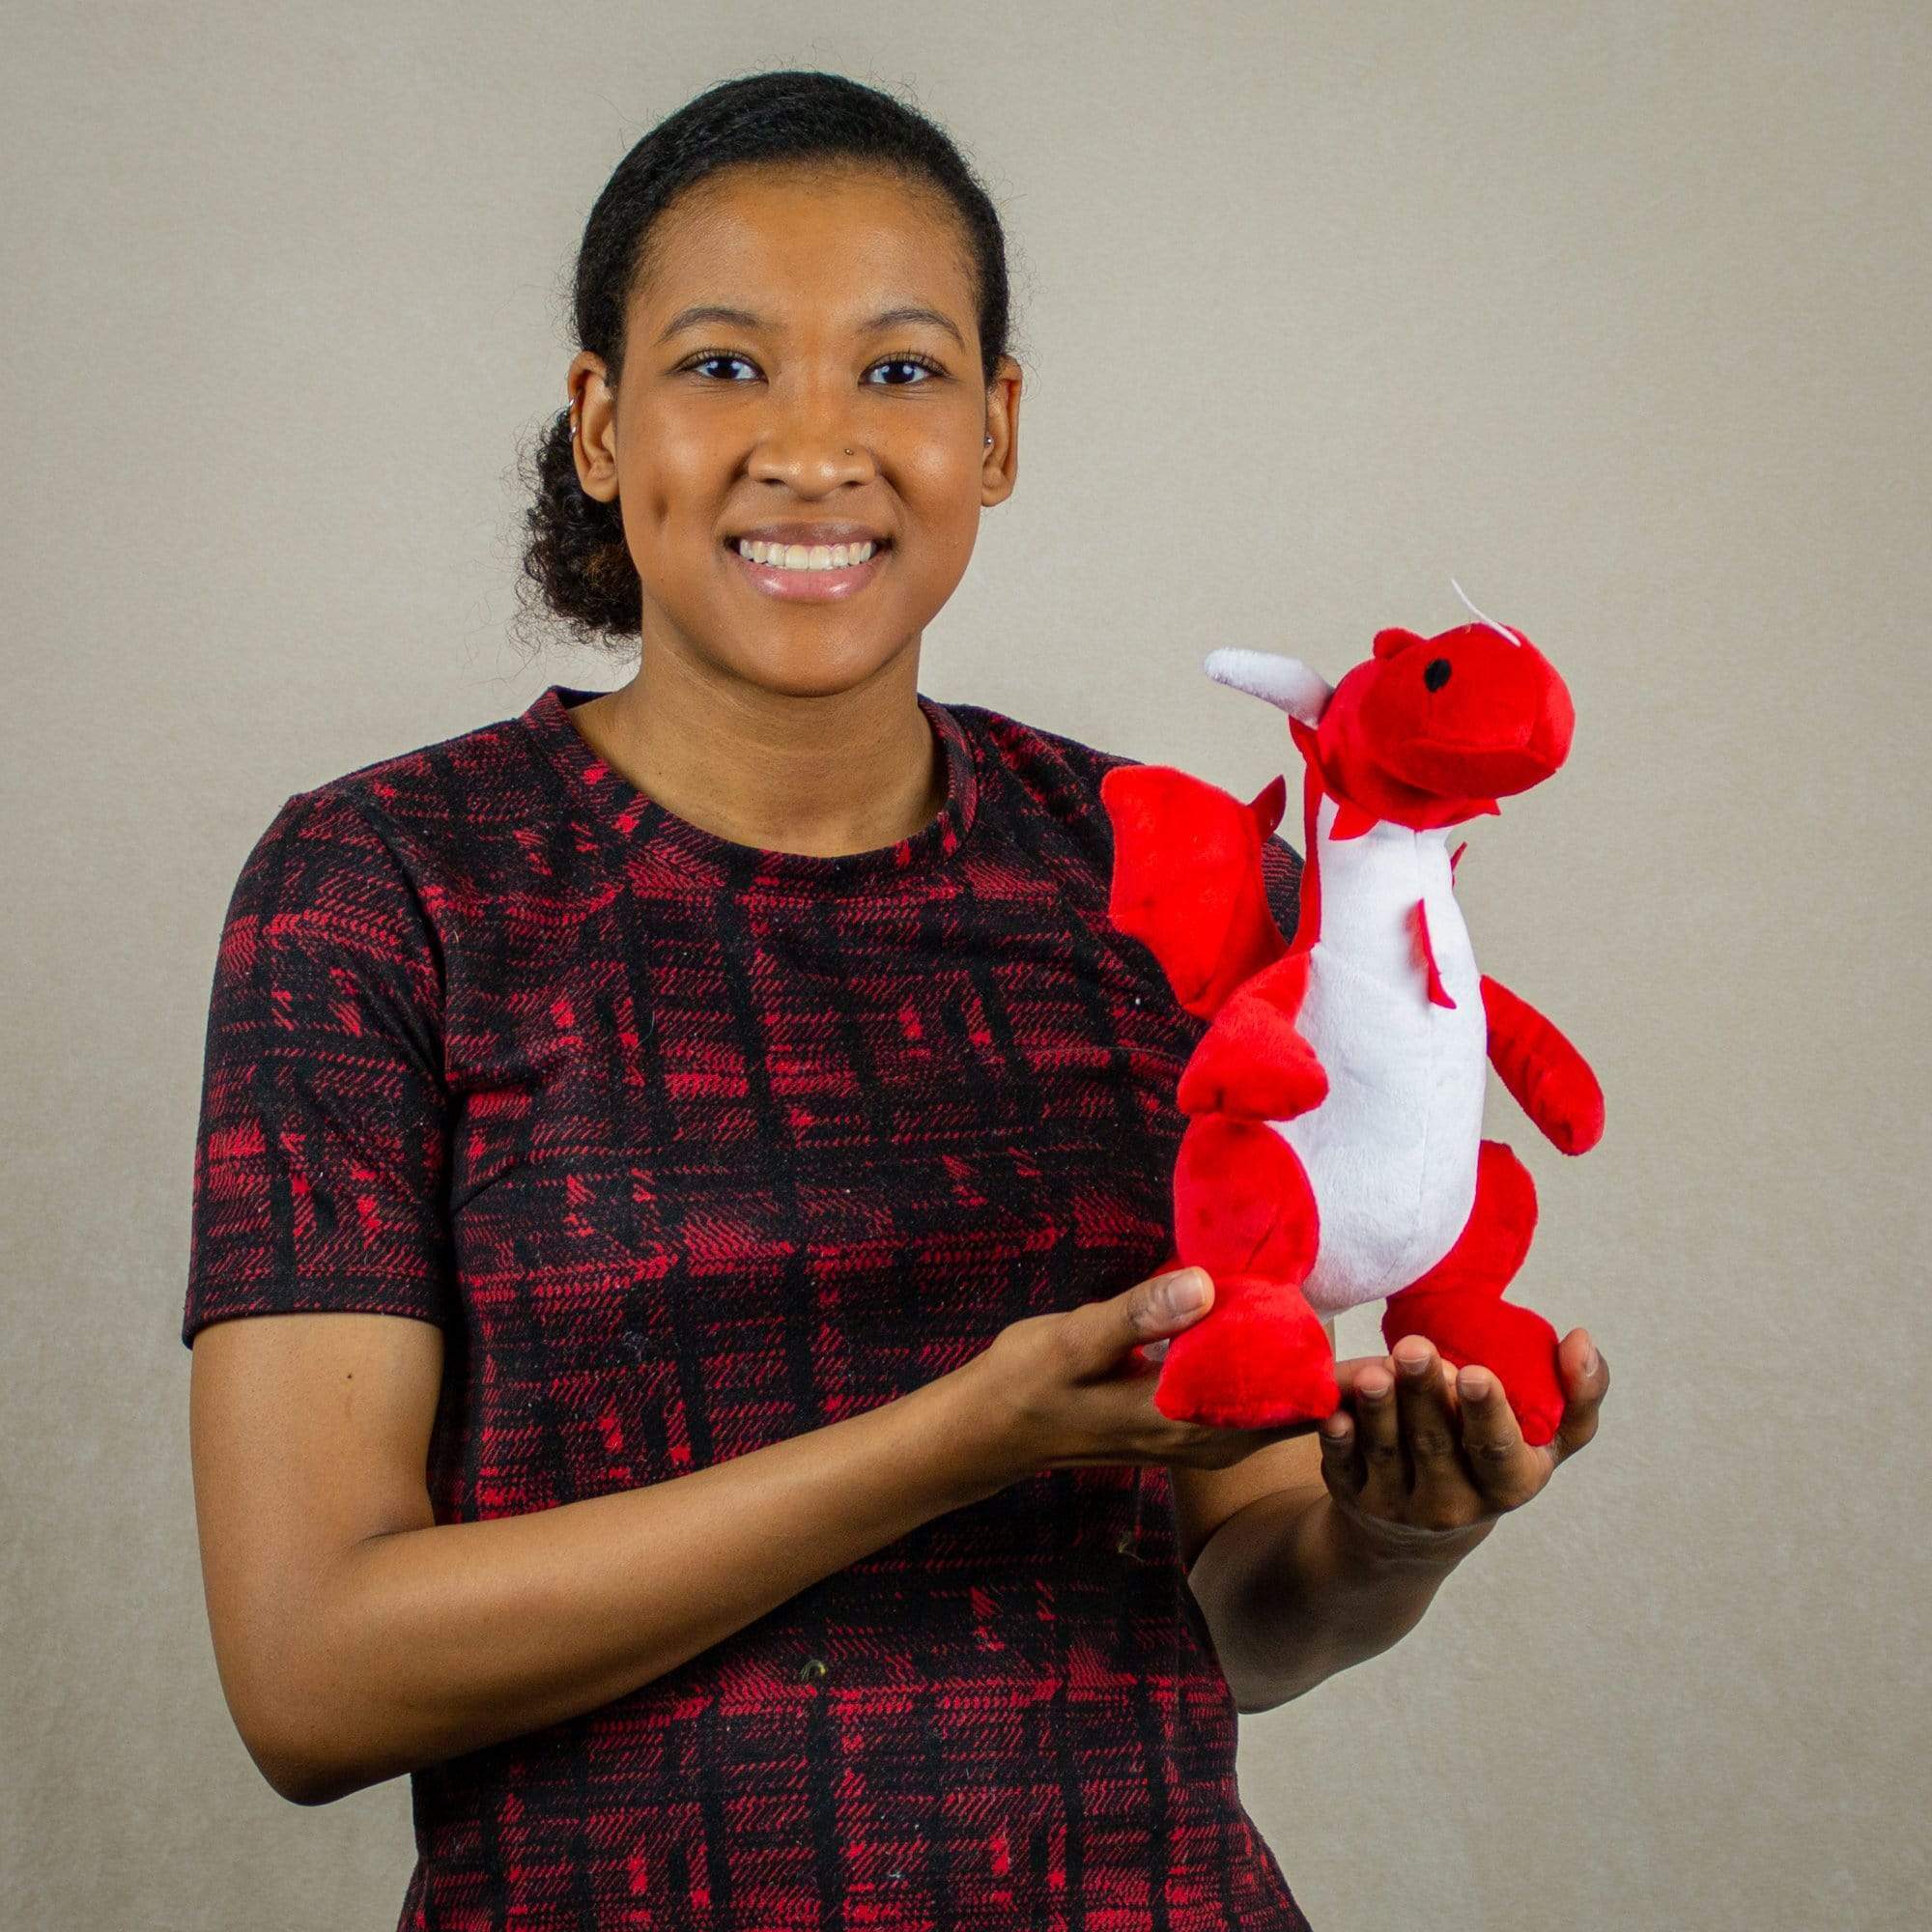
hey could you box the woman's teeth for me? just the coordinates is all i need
[733,538,878,570]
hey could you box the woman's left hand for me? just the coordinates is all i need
[1316,1329,1609,1558]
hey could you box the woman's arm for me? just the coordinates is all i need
[1189,1482,1493,1711]
[1186,1329,1608,1713]
[188,1310,1014,1807]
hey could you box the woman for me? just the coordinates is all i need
[183,69,1607,1931]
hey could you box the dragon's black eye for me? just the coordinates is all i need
[1424,657,1452,692]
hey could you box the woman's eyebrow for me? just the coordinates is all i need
[654,302,966,351]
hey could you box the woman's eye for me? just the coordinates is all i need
[867,356,940,385]
[678,353,941,384]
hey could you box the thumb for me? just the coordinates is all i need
[1124,1266,1214,1356]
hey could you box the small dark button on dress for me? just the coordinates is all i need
[184,681,1315,1931]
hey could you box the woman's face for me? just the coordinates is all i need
[570,161,1020,700]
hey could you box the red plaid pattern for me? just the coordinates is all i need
[185,683,1312,1930]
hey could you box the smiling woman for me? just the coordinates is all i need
[183,68,1323,1932]
[512,100,1024,857]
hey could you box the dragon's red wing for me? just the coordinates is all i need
[1100,763,1289,1020]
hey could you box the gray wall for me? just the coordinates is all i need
[5,4,1924,1927]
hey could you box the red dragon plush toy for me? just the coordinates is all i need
[1100,591,1605,1448]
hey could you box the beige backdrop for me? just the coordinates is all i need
[5,3,1925,1928]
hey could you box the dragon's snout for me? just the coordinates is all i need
[1367,622,1574,802]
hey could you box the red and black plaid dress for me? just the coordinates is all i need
[184,682,1314,1932]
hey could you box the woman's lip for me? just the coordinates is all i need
[724,539,891,603]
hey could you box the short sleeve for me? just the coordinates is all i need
[182,786,458,1348]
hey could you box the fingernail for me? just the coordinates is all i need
[1398,1348,1431,1377]
[1358,1373,1390,1400]
[1458,1369,1488,1400]
[1168,1270,1208,1313]
[1583,1342,1599,1377]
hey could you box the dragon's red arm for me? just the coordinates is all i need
[1176,949,1328,1121]
[1479,973,1605,1155]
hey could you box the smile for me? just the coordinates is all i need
[724,536,891,602]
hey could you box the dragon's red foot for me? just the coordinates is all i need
[1154,1271,1338,1429]
[1380,1290,1565,1447]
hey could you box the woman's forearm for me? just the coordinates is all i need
[1187,1488,1494,1714]
[271,1364,1012,1805]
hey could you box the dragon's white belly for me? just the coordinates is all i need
[1273,801,1489,1315]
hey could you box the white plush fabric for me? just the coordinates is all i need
[1280,790,1487,1314]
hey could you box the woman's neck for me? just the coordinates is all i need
[567,646,947,858]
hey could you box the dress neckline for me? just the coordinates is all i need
[522,683,980,895]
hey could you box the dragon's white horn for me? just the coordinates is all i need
[1202,648,1333,724]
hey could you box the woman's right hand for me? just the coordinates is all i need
[961,1264,1320,1483]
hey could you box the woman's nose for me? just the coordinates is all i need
[747,403,872,485]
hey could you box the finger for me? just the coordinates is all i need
[1106,1267,1212,1374]
[1390,1337,1465,1519]
[1545,1329,1607,1472]
[1317,1401,1365,1499]
[1351,1356,1406,1513]
[1331,1352,1399,1400]
[1452,1363,1540,1509]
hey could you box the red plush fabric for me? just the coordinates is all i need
[1176,952,1327,1120]
[1480,974,1605,1156]
[1098,764,1289,1018]
[1162,1118,1332,1427]
[1102,616,1603,1448]
[1410,897,1456,1009]
[1380,1138,1566,1446]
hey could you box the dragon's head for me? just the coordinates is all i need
[1203,587,1574,832]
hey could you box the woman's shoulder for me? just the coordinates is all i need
[941,697,1151,844]
[244,691,565,898]
[944,696,1304,938]
[946,696,1143,777]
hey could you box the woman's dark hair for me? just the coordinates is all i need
[515,70,1019,656]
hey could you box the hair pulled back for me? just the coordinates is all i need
[516,70,1016,655]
